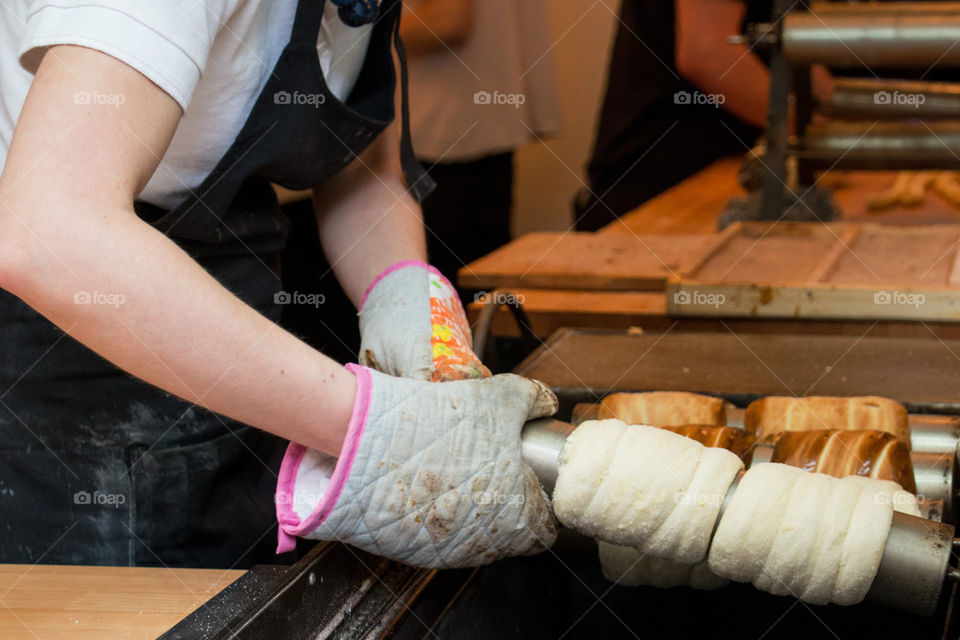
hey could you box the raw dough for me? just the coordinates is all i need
[553,419,742,564]
[708,463,897,606]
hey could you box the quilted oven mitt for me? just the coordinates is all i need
[358,260,490,382]
[276,364,558,568]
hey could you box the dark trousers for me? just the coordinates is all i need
[419,152,514,292]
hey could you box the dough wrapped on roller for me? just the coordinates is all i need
[768,429,916,493]
[745,396,909,449]
[597,392,726,427]
[598,541,728,590]
[708,463,898,606]
[553,419,743,565]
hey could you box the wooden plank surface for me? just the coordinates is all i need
[607,157,960,236]
[667,222,960,321]
[466,288,960,340]
[0,564,242,639]
[459,231,716,291]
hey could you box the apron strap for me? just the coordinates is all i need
[392,4,437,203]
[291,0,328,44]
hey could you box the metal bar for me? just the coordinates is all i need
[823,78,960,120]
[783,11,960,68]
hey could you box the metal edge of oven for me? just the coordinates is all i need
[160,542,477,639]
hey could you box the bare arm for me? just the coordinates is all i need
[675,0,834,130]
[399,0,474,56]
[0,46,354,456]
[675,0,770,128]
[313,125,427,308]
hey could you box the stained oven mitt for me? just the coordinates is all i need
[358,260,490,382]
[275,364,558,568]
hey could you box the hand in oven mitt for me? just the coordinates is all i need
[275,364,558,568]
[358,261,491,382]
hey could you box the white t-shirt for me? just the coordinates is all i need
[0,1,373,209]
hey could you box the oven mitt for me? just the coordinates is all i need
[358,261,490,382]
[275,364,558,568]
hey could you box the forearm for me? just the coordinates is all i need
[675,0,769,129]
[313,133,427,307]
[0,204,354,456]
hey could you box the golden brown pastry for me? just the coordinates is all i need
[767,429,916,493]
[659,425,756,464]
[745,396,909,449]
[597,391,726,427]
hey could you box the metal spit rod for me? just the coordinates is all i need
[521,418,957,616]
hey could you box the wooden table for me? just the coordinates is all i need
[0,564,242,639]
[466,157,960,338]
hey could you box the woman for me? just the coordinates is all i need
[0,0,556,568]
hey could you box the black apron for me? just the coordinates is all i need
[0,0,430,568]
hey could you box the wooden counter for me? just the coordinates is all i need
[465,158,960,337]
[0,564,242,639]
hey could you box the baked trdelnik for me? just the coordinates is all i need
[597,391,726,427]
[767,429,916,493]
[745,396,910,449]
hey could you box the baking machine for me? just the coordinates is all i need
[163,329,960,639]
[734,1,960,219]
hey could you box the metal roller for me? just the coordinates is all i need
[910,415,960,455]
[521,418,956,616]
[782,9,960,68]
[802,121,960,170]
[824,78,960,120]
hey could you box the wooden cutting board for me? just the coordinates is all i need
[666,221,960,321]
[458,231,719,291]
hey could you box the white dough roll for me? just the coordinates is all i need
[553,420,742,564]
[640,445,743,564]
[708,463,804,583]
[708,463,896,607]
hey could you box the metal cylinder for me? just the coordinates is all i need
[867,511,953,616]
[912,451,956,514]
[910,415,960,455]
[824,78,960,120]
[803,121,960,169]
[520,418,575,495]
[783,10,960,68]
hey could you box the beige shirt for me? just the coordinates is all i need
[406,0,561,163]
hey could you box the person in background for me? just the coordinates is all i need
[401,0,561,291]
[575,0,832,231]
